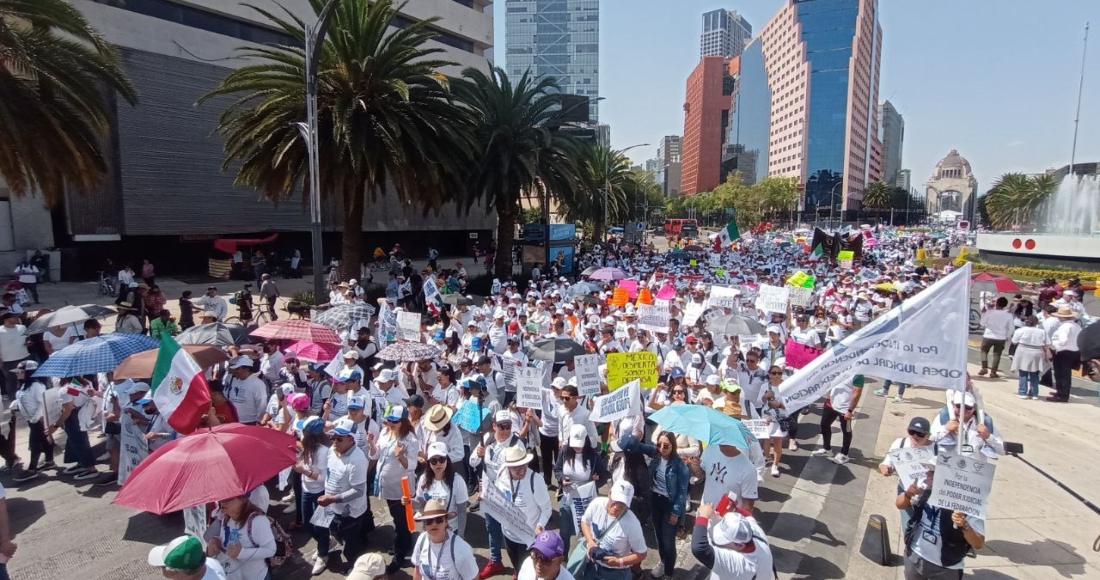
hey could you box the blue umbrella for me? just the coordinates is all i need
[35,333,159,377]
[649,405,755,449]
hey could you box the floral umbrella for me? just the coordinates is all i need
[377,342,441,362]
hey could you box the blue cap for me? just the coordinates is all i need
[136,397,154,405]
[300,416,325,436]
[432,329,445,341]
[383,404,408,422]
[331,417,357,436]
[347,396,367,410]
[308,362,327,373]
[669,367,686,379]
[471,336,482,350]
[337,367,363,383]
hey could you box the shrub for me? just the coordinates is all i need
[963,256,1100,283]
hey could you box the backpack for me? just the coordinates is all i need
[413,533,457,580]
[245,510,294,569]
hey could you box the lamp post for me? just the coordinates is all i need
[829,181,844,226]
[293,0,342,303]
[603,142,649,241]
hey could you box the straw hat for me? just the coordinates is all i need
[1053,307,1078,319]
[424,404,454,432]
[501,444,533,468]
[414,498,456,522]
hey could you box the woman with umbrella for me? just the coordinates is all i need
[47,377,102,481]
[203,493,275,580]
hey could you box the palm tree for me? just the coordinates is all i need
[862,181,892,210]
[452,66,583,277]
[984,173,1055,229]
[200,0,470,279]
[0,0,137,203]
[558,145,641,243]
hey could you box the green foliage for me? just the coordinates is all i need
[667,175,798,231]
[520,207,543,225]
[0,0,138,204]
[983,173,1058,229]
[862,181,892,209]
[290,290,315,306]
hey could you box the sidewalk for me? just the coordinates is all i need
[846,360,1100,579]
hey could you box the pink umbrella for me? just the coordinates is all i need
[589,267,627,281]
[284,339,342,362]
[250,319,341,344]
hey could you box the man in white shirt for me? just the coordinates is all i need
[223,356,268,425]
[978,297,1015,378]
[147,535,227,580]
[193,286,228,322]
[0,312,31,399]
[1049,308,1082,402]
[694,443,759,512]
[487,312,509,354]
[319,417,370,571]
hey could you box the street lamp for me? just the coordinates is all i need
[604,143,649,240]
[294,0,342,304]
[829,181,843,225]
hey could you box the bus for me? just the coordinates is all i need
[663,218,699,239]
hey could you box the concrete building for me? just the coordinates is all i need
[727,0,883,213]
[30,0,497,278]
[926,149,978,217]
[596,123,611,148]
[898,168,912,193]
[656,136,683,198]
[701,9,752,58]
[681,56,734,195]
[878,100,904,187]
[505,0,600,121]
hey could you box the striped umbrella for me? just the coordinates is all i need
[250,319,341,345]
[35,333,159,377]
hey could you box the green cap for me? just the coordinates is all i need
[148,535,204,570]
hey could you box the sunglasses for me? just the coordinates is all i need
[530,552,559,565]
[963,405,975,411]
[560,396,574,402]
[769,371,784,376]
[657,442,672,449]
[671,390,686,395]
[746,359,758,364]
[496,422,512,429]
[422,516,447,526]
[429,457,448,465]
[908,430,928,438]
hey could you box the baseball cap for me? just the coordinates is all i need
[331,417,358,436]
[951,390,976,407]
[907,417,931,435]
[427,441,449,460]
[14,360,38,373]
[609,480,635,505]
[384,405,408,422]
[228,356,252,369]
[494,410,512,424]
[148,535,205,570]
[342,350,360,360]
[287,393,311,412]
[567,424,588,448]
[346,396,367,410]
[347,553,386,580]
[528,531,566,558]
[377,368,396,382]
[711,512,754,546]
[131,382,151,394]
[671,338,684,349]
[669,367,686,379]
[403,394,425,409]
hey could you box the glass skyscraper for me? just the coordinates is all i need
[701,9,752,58]
[505,0,600,121]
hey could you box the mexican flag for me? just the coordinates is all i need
[809,243,824,259]
[423,277,444,316]
[151,334,211,435]
[716,217,741,246]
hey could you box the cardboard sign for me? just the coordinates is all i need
[786,271,812,288]
[481,479,536,545]
[784,338,823,370]
[754,285,790,313]
[709,286,741,310]
[617,279,639,299]
[888,445,936,485]
[637,303,670,334]
[929,451,996,520]
[605,352,658,390]
[655,284,677,300]
[183,505,210,549]
[788,286,813,308]
[589,380,642,423]
[837,250,854,269]
[453,399,490,433]
[682,303,705,328]
[515,366,546,410]
[743,419,770,439]
[574,354,603,397]
[396,311,421,342]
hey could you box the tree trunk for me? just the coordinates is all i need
[341,181,366,282]
[495,200,516,280]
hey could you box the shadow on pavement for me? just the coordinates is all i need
[122,511,181,546]
[983,538,1088,577]
[5,497,45,536]
[766,512,845,548]
[774,549,846,579]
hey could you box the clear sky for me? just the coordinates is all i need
[492,0,1100,191]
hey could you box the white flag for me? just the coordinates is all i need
[777,263,971,413]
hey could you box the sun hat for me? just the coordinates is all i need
[14,360,38,373]
[528,531,566,558]
[1054,307,1078,319]
[427,441,449,460]
[148,535,205,570]
[347,553,387,580]
[424,404,454,432]
[501,444,534,468]
[609,480,635,505]
[711,512,754,546]
[414,498,456,522]
[228,356,252,369]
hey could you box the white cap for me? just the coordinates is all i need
[567,424,588,448]
[377,368,396,382]
[609,480,635,506]
[427,441,449,460]
[342,350,360,360]
[951,390,976,407]
[228,356,253,369]
[711,512,754,545]
[494,410,512,424]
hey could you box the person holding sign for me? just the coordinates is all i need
[896,460,985,579]
[368,406,419,574]
[553,425,611,554]
[878,417,935,531]
[929,391,1004,459]
[496,445,552,576]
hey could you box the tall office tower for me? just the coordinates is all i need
[681,56,734,195]
[656,136,683,197]
[701,9,752,58]
[506,0,600,121]
[878,100,904,187]
[728,0,882,213]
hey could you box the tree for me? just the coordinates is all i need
[452,67,583,277]
[862,181,892,209]
[984,173,1056,229]
[558,145,642,243]
[200,0,469,280]
[0,0,137,203]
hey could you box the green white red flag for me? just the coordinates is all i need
[150,334,210,435]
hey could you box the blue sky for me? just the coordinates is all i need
[492,0,1100,191]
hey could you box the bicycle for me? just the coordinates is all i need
[98,271,115,297]
[225,301,273,326]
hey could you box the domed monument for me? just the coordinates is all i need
[925,149,978,219]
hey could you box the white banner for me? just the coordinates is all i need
[118,412,149,486]
[929,450,996,520]
[589,380,641,423]
[708,286,741,310]
[574,354,603,397]
[777,264,971,413]
[637,304,670,334]
[481,479,535,545]
[515,367,545,410]
[754,285,790,313]
[682,303,705,328]
[183,505,210,549]
[788,286,813,308]
[396,311,421,342]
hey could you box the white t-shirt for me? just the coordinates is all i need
[300,444,330,494]
[410,532,479,580]
[0,325,29,361]
[580,497,647,568]
[516,557,576,580]
[372,430,419,500]
[324,446,369,518]
[44,327,77,353]
[201,558,228,580]
[207,514,275,580]
[415,474,469,532]
[225,374,268,424]
[700,445,759,506]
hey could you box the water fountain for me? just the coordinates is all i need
[976,174,1100,268]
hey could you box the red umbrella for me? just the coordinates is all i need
[250,319,342,344]
[284,339,341,362]
[113,424,297,514]
[970,272,1021,293]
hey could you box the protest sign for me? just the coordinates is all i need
[786,271,812,288]
[859,268,881,282]
[837,250,854,269]
[743,419,770,439]
[656,284,677,300]
[709,286,741,310]
[777,264,971,414]
[929,451,996,520]
[119,413,149,486]
[689,259,698,267]
[784,338,824,370]
[682,302,705,327]
[396,311,421,342]
[617,279,639,299]
[379,308,397,342]
[888,445,936,485]
[574,354,603,397]
[589,380,641,423]
[788,286,813,308]
[754,285,790,313]
[637,303,670,334]
[453,399,490,433]
[571,482,597,536]
[738,334,763,350]
[515,366,546,409]
[481,479,535,545]
[655,298,671,310]
[183,505,210,549]
[605,352,658,390]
